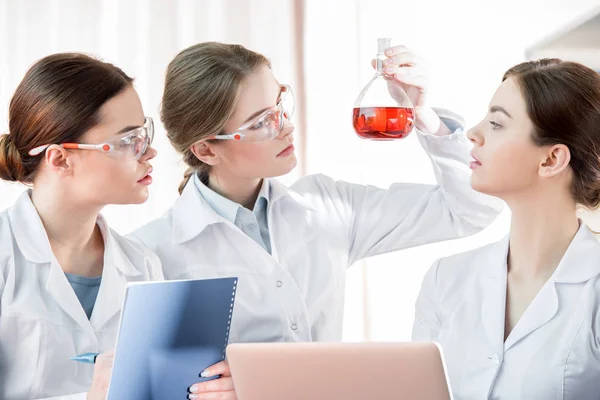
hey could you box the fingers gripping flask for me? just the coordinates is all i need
[352,38,415,140]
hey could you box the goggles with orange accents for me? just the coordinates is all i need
[29,117,154,160]
[206,85,294,143]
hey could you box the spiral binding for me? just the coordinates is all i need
[222,278,238,360]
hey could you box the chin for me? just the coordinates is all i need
[263,157,297,178]
[132,188,150,204]
[470,176,491,195]
[470,173,485,193]
[278,157,298,177]
[115,189,150,205]
[286,154,298,170]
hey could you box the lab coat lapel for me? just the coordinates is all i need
[504,280,558,351]
[8,191,94,335]
[553,224,600,284]
[172,179,229,245]
[46,258,96,336]
[90,223,140,331]
[480,237,509,356]
[89,259,126,331]
[268,179,317,264]
[504,224,600,351]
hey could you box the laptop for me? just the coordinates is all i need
[227,342,453,400]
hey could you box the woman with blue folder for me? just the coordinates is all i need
[0,53,161,399]
[131,41,503,398]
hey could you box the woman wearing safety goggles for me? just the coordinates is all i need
[131,42,503,399]
[0,53,161,400]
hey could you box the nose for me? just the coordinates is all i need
[139,144,157,162]
[276,117,295,139]
[466,123,483,146]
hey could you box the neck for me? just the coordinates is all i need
[506,187,579,280]
[208,169,263,210]
[31,183,104,277]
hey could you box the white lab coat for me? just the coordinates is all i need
[0,191,163,400]
[131,115,502,344]
[412,223,600,400]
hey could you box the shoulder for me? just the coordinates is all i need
[290,173,335,193]
[288,173,367,205]
[108,227,163,280]
[0,208,18,289]
[127,211,174,251]
[436,242,496,277]
[0,209,14,266]
[425,240,502,300]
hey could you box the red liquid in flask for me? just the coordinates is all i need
[352,107,414,140]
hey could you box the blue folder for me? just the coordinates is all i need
[107,277,238,400]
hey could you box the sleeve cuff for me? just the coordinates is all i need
[433,107,465,133]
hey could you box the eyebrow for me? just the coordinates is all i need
[115,125,142,135]
[490,105,513,119]
[243,85,283,123]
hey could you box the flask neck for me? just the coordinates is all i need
[375,55,386,73]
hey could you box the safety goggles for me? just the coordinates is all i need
[208,84,294,143]
[29,117,154,160]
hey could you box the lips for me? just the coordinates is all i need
[277,144,295,157]
[470,153,482,165]
[138,166,153,182]
[469,153,482,170]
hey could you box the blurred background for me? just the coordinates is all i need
[1,0,600,342]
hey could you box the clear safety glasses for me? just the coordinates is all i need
[207,84,294,143]
[29,117,155,161]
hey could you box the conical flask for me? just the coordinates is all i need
[353,38,415,140]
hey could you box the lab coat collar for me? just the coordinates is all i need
[89,221,132,330]
[480,222,600,353]
[552,223,600,284]
[194,173,272,224]
[480,236,510,356]
[269,178,317,211]
[194,173,242,223]
[8,190,53,264]
[172,177,315,245]
[172,179,229,244]
[8,190,141,278]
[8,191,141,333]
[479,236,557,354]
[481,222,600,283]
[44,226,133,333]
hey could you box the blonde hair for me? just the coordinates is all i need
[160,42,271,194]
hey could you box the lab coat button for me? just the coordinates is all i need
[276,280,283,287]
[291,323,298,331]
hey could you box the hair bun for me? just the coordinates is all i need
[0,133,26,182]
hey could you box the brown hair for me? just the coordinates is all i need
[503,59,600,209]
[160,42,270,194]
[0,53,133,183]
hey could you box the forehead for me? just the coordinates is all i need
[99,86,144,126]
[489,77,528,120]
[229,65,279,123]
[84,87,145,141]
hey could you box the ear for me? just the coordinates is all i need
[539,144,570,178]
[44,145,73,176]
[190,141,221,166]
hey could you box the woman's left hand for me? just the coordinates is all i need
[188,360,236,399]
